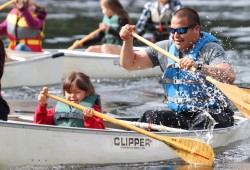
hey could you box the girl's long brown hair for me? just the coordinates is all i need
[101,0,130,23]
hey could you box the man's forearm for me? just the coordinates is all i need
[120,40,136,70]
[202,64,235,84]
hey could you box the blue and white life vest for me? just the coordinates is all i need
[161,32,221,113]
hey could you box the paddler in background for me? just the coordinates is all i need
[136,0,182,42]
[0,0,47,52]
[72,0,130,54]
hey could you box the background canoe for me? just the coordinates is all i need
[3,49,162,88]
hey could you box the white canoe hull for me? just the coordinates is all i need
[0,116,249,168]
[3,49,162,88]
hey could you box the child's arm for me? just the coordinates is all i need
[34,90,54,125]
[84,104,105,129]
[0,20,7,37]
[19,6,47,29]
[34,104,55,125]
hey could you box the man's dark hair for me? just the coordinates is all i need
[173,7,200,26]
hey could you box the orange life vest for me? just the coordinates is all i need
[6,8,44,52]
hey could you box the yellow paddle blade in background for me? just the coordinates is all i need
[131,32,250,118]
[42,87,214,166]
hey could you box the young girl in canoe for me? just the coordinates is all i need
[34,72,105,129]
[0,0,47,52]
[0,39,10,121]
[72,0,130,54]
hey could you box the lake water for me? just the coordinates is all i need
[1,0,250,169]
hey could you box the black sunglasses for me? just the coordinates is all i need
[169,25,196,35]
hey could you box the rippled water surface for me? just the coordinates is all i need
[1,0,250,169]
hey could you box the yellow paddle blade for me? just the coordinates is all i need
[240,87,250,94]
[161,136,214,166]
[206,77,250,118]
[176,164,213,170]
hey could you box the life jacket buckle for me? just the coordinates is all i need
[176,98,185,104]
[173,79,181,84]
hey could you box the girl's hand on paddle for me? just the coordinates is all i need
[38,91,48,106]
[15,0,23,8]
[73,40,82,48]
[99,22,108,31]
[15,0,28,9]
[179,57,196,70]
[120,24,136,41]
[83,107,94,118]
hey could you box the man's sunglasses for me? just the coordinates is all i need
[169,25,196,35]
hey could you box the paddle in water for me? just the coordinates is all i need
[42,87,214,166]
[131,32,250,119]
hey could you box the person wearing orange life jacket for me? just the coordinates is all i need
[136,0,182,42]
[0,0,47,52]
[0,39,10,121]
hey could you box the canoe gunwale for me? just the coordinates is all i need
[0,115,249,167]
[58,49,120,59]
[6,50,121,67]
[5,53,55,66]
[2,116,248,137]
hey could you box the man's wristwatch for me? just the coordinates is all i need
[197,63,203,71]
[194,62,203,71]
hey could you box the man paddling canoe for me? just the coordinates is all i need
[119,7,236,130]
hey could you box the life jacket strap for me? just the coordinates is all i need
[166,96,208,104]
[167,63,179,68]
[10,39,42,46]
[159,78,200,84]
[54,112,83,120]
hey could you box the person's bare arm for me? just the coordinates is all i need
[119,24,153,70]
[180,57,235,84]
[201,63,235,84]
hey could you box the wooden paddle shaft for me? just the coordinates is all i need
[132,32,197,72]
[47,93,175,140]
[68,28,101,50]
[46,91,193,153]
[44,87,214,166]
[132,32,180,63]
[0,0,15,11]
[122,120,188,132]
